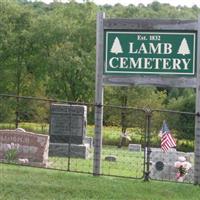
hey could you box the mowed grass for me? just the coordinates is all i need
[49,145,144,178]
[1,164,200,200]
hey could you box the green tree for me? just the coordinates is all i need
[0,0,199,129]
[167,89,195,140]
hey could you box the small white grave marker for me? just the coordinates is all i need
[128,144,141,152]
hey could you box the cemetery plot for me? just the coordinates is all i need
[0,94,196,183]
[102,145,144,178]
[0,129,49,167]
[48,145,144,177]
[150,149,194,183]
[100,106,146,178]
[149,110,195,183]
[49,104,92,159]
[47,105,146,178]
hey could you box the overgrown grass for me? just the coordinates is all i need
[1,164,200,200]
[0,122,143,144]
[0,122,194,151]
[0,122,49,134]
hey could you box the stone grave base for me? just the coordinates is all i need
[49,143,91,159]
[83,136,93,148]
[150,163,194,183]
[149,149,194,182]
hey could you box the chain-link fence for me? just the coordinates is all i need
[0,94,196,183]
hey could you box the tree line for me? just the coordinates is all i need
[0,0,198,140]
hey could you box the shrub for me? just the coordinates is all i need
[4,143,19,162]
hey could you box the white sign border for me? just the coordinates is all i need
[104,31,196,76]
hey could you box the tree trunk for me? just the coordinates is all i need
[118,87,128,148]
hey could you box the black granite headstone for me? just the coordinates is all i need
[50,104,87,144]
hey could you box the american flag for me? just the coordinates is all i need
[159,121,176,152]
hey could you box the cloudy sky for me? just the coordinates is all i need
[37,0,200,7]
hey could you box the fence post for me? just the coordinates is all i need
[93,12,105,176]
[67,104,72,171]
[144,108,152,181]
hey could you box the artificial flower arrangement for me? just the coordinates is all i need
[174,156,192,182]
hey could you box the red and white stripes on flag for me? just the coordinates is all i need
[160,121,176,152]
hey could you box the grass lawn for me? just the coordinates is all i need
[49,145,144,178]
[0,164,200,200]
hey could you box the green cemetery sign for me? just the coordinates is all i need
[104,31,196,76]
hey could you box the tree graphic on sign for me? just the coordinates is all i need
[177,38,190,56]
[110,37,123,54]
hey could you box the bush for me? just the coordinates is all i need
[177,140,194,152]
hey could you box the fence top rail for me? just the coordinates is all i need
[0,94,93,106]
[152,108,196,116]
[0,93,197,115]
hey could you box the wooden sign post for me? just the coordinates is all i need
[93,13,104,175]
[94,12,200,184]
[194,16,200,185]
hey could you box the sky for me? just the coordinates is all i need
[37,0,200,7]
